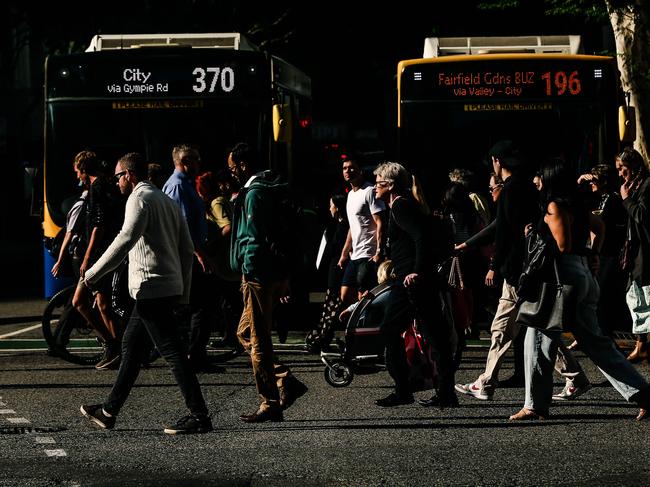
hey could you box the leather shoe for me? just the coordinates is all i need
[280,376,308,410]
[627,340,649,363]
[375,393,414,407]
[239,408,284,423]
[636,408,648,421]
[419,393,459,409]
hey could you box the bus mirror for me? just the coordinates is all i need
[619,105,636,143]
[24,166,42,218]
[273,104,293,143]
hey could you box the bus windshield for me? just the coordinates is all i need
[45,101,263,227]
[398,55,620,202]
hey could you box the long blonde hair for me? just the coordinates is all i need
[411,175,431,215]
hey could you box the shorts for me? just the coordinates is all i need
[341,258,377,292]
[78,271,113,296]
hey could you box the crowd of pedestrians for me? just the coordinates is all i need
[51,138,650,434]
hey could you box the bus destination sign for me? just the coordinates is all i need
[105,66,236,95]
[47,52,267,100]
[436,70,581,97]
[402,60,613,102]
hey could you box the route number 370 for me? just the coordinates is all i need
[192,67,235,93]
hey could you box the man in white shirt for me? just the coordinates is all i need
[338,158,385,306]
[78,152,211,435]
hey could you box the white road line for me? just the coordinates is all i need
[35,436,56,444]
[0,409,16,414]
[0,348,49,353]
[7,417,30,424]
[44,449,67,457]
[0,323,42,339]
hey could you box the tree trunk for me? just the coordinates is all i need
[607,0,650,165]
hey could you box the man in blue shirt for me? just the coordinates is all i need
[163,144,217,371]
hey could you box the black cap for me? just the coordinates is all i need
[488,140,523,169]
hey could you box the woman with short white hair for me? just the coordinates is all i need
[371,162,457,408]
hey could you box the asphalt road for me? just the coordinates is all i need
[1,334,650,486]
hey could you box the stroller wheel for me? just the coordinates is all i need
[324,361,353,387]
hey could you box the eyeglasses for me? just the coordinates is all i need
[374,180,391,188]
[488,184,503,193]
[114,170,127,182]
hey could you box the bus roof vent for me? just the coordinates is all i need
[86,33,258,52]
[423,35,582,57]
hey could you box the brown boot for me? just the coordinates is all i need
[627,340,649,363]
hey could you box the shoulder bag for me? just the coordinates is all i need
[516,229,552,303]
[516,258,572,332]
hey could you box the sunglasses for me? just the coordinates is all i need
[488,184,503,193]
[374,180,391,188]
[114,170,128,182]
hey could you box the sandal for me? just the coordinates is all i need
[509,407,546,421]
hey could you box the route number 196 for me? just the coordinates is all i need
[192,67,235,93]
[541,71,581,96]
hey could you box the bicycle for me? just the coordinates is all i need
[41,284,105,366]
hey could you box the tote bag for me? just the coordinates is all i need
[516,259,575,332]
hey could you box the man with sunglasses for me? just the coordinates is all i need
[80,152,211,434]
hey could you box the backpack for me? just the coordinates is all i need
[259,173,308,276]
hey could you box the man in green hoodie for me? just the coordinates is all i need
[228,142,307,423]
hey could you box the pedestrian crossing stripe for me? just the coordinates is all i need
[44,449,67,457]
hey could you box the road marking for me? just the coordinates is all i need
[7,417,30,424]
[35,436,56,444]
[0,396,67,459]
[0,323,42,339]
[44,449,67,457]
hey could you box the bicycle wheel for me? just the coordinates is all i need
[42,285,104,365]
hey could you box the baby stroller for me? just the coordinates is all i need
[321,282,438,389]
[320,282,391,387]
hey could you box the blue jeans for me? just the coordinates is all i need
[104,297,208,416]
[626,281,650,335]
[524,255,648,414]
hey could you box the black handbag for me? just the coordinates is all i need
[516,259,573,332]
[619,222,637,272]
[516,230,552,302]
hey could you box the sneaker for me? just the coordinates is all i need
[80,404,116,430]
[552,383,592,401]
[163,414,213,435]
[375,392,415,407]
[95,345,121,370]
[455,382,493,401]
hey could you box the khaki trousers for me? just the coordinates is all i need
[476,281,588,392]
[476,282,520,392]
[237,278,290,412]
